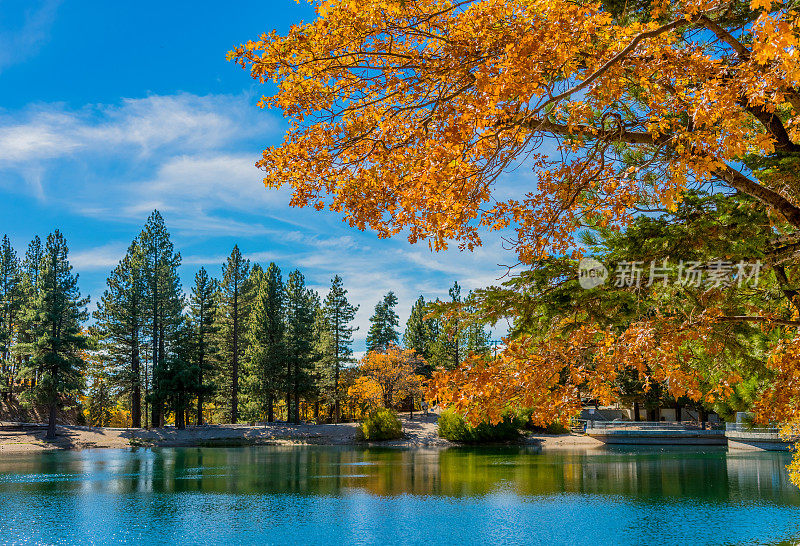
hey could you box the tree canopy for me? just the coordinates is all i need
[229,0,800,261]
[229,0,800,476]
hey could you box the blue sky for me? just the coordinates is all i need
[0,0,514,351]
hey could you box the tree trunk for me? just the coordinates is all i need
[151,282,159,428]
[286,359,292,422]
[46,403,57,440]
[314,400,319,423]
[267,395,274,423]
[675,402,682,422]
[197,346,204,426]
[334,318,340,424]
[132,338,141,428]
[176,404,186,430]
[197,391,204,426]
[231,287,239,424]
[633,400,640,421]
[152,405,162,428]
[131,383,141,428]
[293,359,300,423]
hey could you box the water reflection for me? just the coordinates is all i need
[0,446,797,504]
[1,446,799,544]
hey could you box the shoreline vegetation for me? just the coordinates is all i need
[0,413,602,454]
[0,217,497,443]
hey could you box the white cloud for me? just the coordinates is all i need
[0,92,284,235]
[132,153,284,213]
[0,91,515,348]
[0,93,275,165]
[0,0,60,74]
[70,242,127,270]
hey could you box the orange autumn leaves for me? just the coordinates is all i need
[348,346,426,410]
[755,336,800,426]
[230,0,800,466]
[230,0,800,262]
[427,311,738,426]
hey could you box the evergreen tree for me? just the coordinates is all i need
[18,231,88,439]
[188,267,218,425]
[154,318,197,430]
[435,282,463,370]
[428,282,490,370]
[462,291,491,359]
[15,236,43,388]
[0,236,21,397]
[85,351,115,427]
[284,270,316,423]
[365,291,399,352]
[310,305,328,422]
[140,211,183,428]
[22,236,43,290]
[403,295,437,376]
[216,245,251,423]
[243,262,285,423]
[94,240,146,427]
[316,275,358,422]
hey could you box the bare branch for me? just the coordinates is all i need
[518,117,668,145]
[715,164,800,229]
[698,15,751,59]
[532,18,693,116]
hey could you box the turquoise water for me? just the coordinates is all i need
[0,446,798,544]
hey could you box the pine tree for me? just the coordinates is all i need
[284,270,316,423]
[429,282,491,371]
[310,305,328,422]
[85,351,115,427]
[140,211,183,428]
[243,262,285,423]
[365,291,399,352]
[216,245,251,423]
[22,236,43,289]
[154,318,198,430]
[17,231,88,439]
[315,275,358,423]
[94,240,146,427]
[462,291,491,359]
[0,236,21,397]
[188,267,218,425]
[435,282,463,370]
[403,295,437,376]
[15,236,43,389]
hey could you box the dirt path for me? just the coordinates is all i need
[0,414,601,453]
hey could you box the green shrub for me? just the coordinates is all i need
[518,408,571,434]
[544,422,569,434]
[357,408,403,441]
[437,409,522,443]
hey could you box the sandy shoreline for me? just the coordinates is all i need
[0,414,602,454]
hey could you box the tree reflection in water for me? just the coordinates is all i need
[0,446,797,503]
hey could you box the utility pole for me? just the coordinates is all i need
[488,339,502,360]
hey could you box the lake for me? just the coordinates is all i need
[0,446,798,544]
